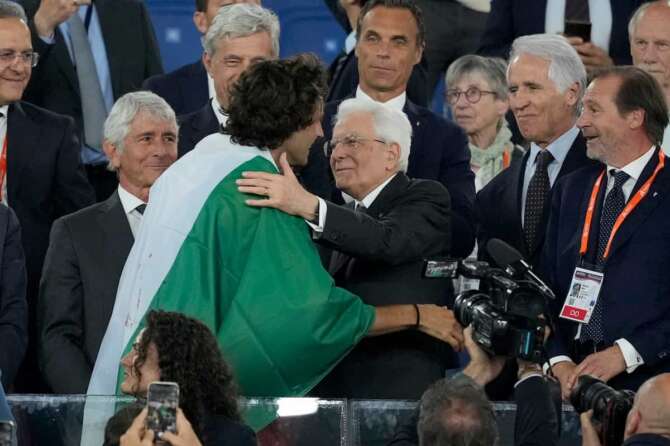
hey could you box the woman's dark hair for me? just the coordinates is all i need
[103,402,144,446]
[132,310,241,437]
[224,53,327,150]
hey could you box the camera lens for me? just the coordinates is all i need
[570,375,620,423]
[454,291,491,327]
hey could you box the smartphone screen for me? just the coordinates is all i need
[564,20,591,42]
[0,420,14,446]
[146,382,179,440]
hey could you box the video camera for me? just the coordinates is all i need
[423,239,555,363]
[570,375,635,446]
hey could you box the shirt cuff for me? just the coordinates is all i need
[543,355,574,374]
[614,338,644,373]
[39,33,55,44]
[514,373,544,388]
[305,197,327,233]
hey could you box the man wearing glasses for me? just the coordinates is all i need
[238,97,462,399]
[0,0,94,392]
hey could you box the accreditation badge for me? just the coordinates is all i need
[559,267,604,324]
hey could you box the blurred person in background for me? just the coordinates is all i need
[446,54,524,191]
[143,0,261,116]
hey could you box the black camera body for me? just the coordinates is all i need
[424,257,549,363]
[570,375,635,446]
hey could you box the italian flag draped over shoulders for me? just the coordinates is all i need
[84,132,374,436]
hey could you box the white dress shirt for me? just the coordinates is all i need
[662,124,670,156]
[356,86,406,112]
[521,126,579,226]
[117,185,146,238]
[211,96,228,127]
[0,104,7,206]
[545,0,612,54]
[207,73,215,100]
[548,145,657,374]
[307,174,398,233]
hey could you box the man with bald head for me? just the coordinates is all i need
[581,373,670,446]
[629,1,670,154]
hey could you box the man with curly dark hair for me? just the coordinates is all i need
[89,54,462,436]
[118,310,255,446]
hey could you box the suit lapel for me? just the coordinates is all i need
[98,191,134,267]
[607,149,669,260]
[403,101,425,170]
[192,103,219,147]
[512,151,530,253]
[6,103,38,204]
[53,28,80,95]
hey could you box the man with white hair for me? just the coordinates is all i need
[38,91,178,394]
[629,1,670,154]
[238,97,460,399]
[177,3,278,157]
[143,0,261,116]
[477,34,599,270]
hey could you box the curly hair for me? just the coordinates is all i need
[132,310,241,438]
[224,53,327,150]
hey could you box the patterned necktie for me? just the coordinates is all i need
[565,0,590,22]
[524,150,554,252]
[582,170,630,343]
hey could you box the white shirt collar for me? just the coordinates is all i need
[607,145,657,184]
[0,104,8,118]
[211,96,228,127]
[207,73,215,99]
[117,184,146,215]
[357,173,398,209]
[344,31,357,54]
[355,86,406,112]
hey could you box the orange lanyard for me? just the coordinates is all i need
[0,136,6,202]
[502,150,511,169]
[579,150,665,260]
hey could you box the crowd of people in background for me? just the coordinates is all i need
[2,0,670,445]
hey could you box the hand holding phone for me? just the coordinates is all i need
[0,420,14,446]
[147,382,179,442]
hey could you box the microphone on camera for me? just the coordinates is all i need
[486,238,555,300]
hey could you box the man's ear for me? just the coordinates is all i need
[202,51,214,77]
[564,81,580,109]
[103,140,121,170]
[193,11,208,35]
[386,142,401,170]
[626,108,645,131]
[624,409,641,440]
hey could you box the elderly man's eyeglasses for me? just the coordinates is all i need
[323,135,387,157]
[0,50,39,67]
[446,87,496,105]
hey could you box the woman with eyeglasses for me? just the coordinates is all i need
[445,55,525,191]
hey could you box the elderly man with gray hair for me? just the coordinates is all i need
[238,97,462,399]
[177,2,279,157]
[38,91,178,394]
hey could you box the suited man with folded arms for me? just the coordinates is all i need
[543,66,670,396]
[0,0,95,392]
[177,3,278,158]
[20,0,163,201]
[143,0,260,117]
[39,91,178,394]
[237,97,462,399]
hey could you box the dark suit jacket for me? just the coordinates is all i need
[476,133,598,269]
[300,98,476,258]
[38,191,132,393]
[6,101,95,304]
[542,148,670,391]
[624,435,670,446]
[21,0,163,138]
[177,102,219,158]
[477,0,650,65]
[0,205,27,389]
[143,59,209,117]
[311,173,455,399]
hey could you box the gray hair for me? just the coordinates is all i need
[334,98,412,172]
[0,0,27,21]
[203,3,280,58]
[446,55,509,99]
[103,91,177,169]
[509,34,587,104]
[418,377,499,446]
[628,2,657,37]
